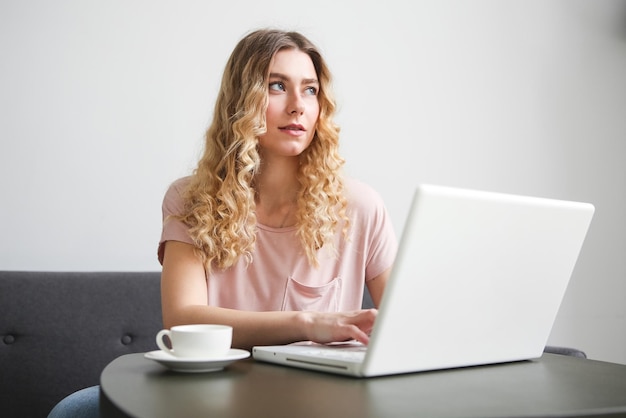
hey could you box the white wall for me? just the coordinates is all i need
[1,0,624,364]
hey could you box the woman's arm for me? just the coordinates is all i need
[161,240,377,350]
[366,267,392,308]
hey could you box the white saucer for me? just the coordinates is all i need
[144,349,250,373]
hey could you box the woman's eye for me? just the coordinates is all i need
[305,86,318,96]
[269,82,285,91]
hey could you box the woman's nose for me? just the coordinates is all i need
[288,94,305,115]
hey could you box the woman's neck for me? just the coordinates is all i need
[254,156,300,227]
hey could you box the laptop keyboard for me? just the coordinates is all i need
[300,345,367,362]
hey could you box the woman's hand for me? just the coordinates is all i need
[300,309,378,345]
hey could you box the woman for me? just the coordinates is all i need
[48,28,396,418]
[159,28,397,349]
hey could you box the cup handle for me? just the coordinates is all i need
[156,329,175,355]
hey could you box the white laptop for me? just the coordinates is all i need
[253,184,595,377]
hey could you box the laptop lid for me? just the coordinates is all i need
[253,185,595,377]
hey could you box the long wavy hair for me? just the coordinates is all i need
[178,29,348,272]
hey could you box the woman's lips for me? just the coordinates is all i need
[280,124,305,131]
[279,124,306,136]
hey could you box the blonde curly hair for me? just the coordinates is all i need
[178,29,348,272]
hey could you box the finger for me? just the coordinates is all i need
[347,325,370,345]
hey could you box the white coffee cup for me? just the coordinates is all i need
[156,324,232,358]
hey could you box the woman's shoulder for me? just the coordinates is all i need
[163,176,192,198]
[168,176,192,191]
[343,177,387,214]
[161,176,193,212]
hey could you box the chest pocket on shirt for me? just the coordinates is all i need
[281,276,342,312]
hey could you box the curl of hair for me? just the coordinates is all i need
[177,29,348,272]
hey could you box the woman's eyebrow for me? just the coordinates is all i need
[269,72,319,85]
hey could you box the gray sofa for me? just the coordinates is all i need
[0,270,585,418]
[0,271,163,418]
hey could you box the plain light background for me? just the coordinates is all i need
[1,0,625,364]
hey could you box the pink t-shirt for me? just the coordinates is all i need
[158,177,397,312]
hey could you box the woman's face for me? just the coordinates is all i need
[258,48,320,158]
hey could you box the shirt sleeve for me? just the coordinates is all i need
[364,195,398,280]
[345,178,398,281]
[157,177,194,265]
